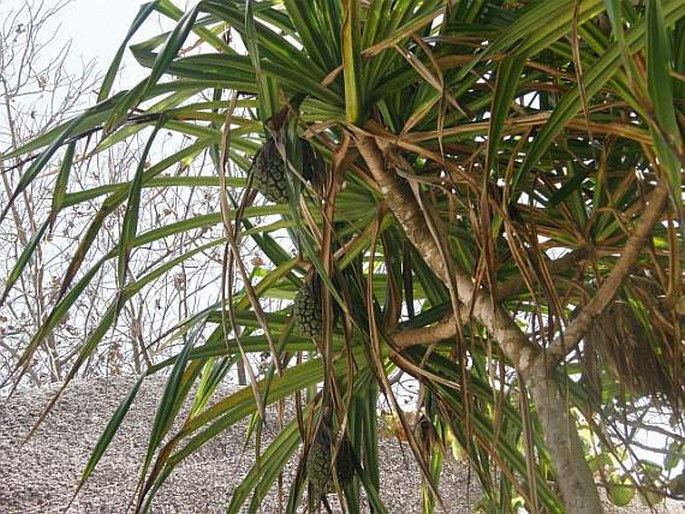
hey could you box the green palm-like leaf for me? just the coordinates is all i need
[2,1,683,512]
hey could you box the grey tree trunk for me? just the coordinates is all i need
[355,133,604,514]
[526,364,603,513]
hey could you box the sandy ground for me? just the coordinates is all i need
[1,375,682,513]
[0,376,480,513]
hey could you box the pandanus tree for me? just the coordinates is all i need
[1,0,683,512]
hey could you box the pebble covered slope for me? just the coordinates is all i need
[0,376,480,513]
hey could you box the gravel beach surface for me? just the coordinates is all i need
[1,376,682,513]
[0,376,480,513]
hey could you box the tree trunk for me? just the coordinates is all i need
[355,133,604,513]
[526,362,603,513]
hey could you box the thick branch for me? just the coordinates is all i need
[355,132,604,514]
[544,182,669,366]
[355,133,540,370]
[393,247,593,350]
[526,372,602,514]
[392,313,463,350]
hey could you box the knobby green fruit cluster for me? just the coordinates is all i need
[334,436,355,488]
[251,135,324,203]
[306,422,333,495]
[252,139,289,203]
[293,282,323,339]
[306,421,355,497]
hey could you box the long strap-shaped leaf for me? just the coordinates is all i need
[520,0,685,186]
[107,4,200,131]
[228,419,301,514]
[646,0,683,193]
[98,1,161,101]
[342,0,363,124]
[117,118,166,311]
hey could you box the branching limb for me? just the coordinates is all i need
[498,246,594,299]
[543,181,669,367]
[354,130,604,514]
[393,246,596,350]
[354,131,539,368]
[392,311,465,350]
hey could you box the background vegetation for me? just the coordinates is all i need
[1,1,683,513]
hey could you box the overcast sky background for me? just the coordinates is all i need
[48,0,146,64]
[2,0,170,86]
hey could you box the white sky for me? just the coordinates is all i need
[55,0,146,63]
[2,0,160,83]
